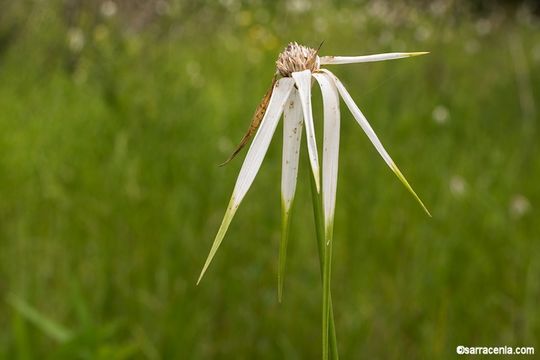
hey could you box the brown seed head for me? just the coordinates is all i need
[276,42,320,77]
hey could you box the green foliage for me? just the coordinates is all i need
[0,1,539,358]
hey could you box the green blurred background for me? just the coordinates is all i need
[0,0,539,358]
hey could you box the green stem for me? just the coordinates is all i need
[278,200,292,302]
[309,171,339,360]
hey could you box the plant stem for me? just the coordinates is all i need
[278,201,292,302]
[309,171,339,360]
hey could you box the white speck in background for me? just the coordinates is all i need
[475,19,492,36]
[67,28,85,52]
[432,105,450,125]
[155,1,170,16]
[186,61,204,87]
[287,0,311,14]
[429,0,448,17]
[449,175,467,197]
[100,1,117,18]
[509,194,531,218]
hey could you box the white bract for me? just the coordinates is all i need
[198,42,431,286]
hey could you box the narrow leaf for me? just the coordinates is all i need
[322,69,431,216]
[281,90,303,210]
[319,52,429,65]
[292,70,321,192]
[7,294,73,343]
[313,72,341,232]
[313,72,340,360]
[197,77,295,284]
[279,90,303,302]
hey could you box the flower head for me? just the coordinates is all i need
[276,42,320,76]
[198,42,431,286]
[198,41,431,360]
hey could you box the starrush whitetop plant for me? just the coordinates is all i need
[198,42,431,359]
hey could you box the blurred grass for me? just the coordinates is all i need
[0,0,539,358]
